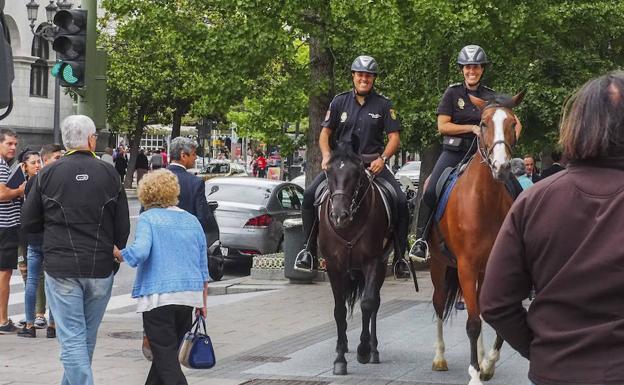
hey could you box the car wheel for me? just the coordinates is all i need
[208,253,225,281]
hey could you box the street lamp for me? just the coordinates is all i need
[25,0,73,144]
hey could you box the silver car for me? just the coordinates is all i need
[205,177,304,264]
[394,161,421,188]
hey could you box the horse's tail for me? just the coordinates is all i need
[442,266,461,321]
[346,270,365,316]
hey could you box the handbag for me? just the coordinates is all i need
[178,314,216,369]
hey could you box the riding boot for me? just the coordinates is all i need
[294,206,317,271]
[410,202,434,261]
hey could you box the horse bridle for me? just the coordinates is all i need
[326,168,374,222]
[477,104,517,171]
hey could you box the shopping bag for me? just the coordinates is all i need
[178,314,216,369]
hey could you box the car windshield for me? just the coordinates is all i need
[400,162,420,171]
[205,183,271,205]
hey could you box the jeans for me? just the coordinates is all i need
[45,272,113,385]
[24,245,53,325]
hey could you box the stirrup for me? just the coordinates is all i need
[393,258,411,280]
[408,239,429,263]
[293,249,314,273]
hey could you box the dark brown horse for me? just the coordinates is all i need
[317,142,392,375]
[427,92,524,385]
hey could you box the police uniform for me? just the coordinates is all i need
[422,82,495,208]
[301,88,408,256]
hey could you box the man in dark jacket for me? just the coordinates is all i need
[540,150,565,179]
[21,115,130,384]
[167,137,219,246]
[135,148,149,185]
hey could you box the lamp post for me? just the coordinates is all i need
[25,0,73,144]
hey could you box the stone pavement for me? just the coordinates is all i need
[0,271,529,385]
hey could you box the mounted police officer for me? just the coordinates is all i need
[294,55,408,271]
[411,45,510,260]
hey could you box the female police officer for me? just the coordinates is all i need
[295,55,407,271]
[411,45,501,259]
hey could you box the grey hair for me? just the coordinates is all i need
[61,115,96,149]
[169,137,197,161]
[510,158,526,177]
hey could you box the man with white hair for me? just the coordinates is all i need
[21,115,130,385]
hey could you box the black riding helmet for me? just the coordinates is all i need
[351,55,378,75]
[457,45,488,66]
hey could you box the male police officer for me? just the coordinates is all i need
[295,55,408,271]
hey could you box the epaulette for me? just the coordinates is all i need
[376,92,390,100]
[448,82,463,88]
[335,90,351,97]
[481,85,495,92]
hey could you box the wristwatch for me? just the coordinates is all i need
[380,154,388,163]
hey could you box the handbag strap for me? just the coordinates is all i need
[193,314,208,335]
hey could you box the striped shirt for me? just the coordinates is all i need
[0,156,21,228]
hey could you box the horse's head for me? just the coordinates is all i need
[326,141,365,229]
[469,90,525,180]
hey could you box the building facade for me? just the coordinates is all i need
[0,1,75,150]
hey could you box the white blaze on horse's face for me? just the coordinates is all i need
[340,161,345,169]
[491,108,510,177]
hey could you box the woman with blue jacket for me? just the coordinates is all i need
[114,169,209,385]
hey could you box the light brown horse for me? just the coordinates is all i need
[427,91,525,385]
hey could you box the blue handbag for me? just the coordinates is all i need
[178,315,216,369]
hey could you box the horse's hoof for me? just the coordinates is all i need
[333,362,347,375]
[357,353,371,364]
[432,359,448,371]
[370,352,380,364]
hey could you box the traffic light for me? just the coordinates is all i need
[51,9,87,87]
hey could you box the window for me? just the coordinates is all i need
[29,28,49,98]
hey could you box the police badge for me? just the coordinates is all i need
[458,98,465,110]
[340,112,347,122]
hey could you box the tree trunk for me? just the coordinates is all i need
[170,101,188,140]
[305,33,334,188]
[123,105,147,189]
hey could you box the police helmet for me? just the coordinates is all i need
[457,45,488,66]
[351,55,378,75]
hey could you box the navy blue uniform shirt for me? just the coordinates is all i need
[437,82,496,140]
[322,89,400,155]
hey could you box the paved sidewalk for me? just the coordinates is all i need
[0,271,529,385]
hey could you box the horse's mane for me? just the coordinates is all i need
[329,141,362,167]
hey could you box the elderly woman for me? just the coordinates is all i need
[481,71,624,385]
[114,169,209,385]
[510,158,534,190]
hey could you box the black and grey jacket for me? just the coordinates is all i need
[21,151,130,278]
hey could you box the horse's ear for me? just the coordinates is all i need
[468,94,488,111]
[512,89,526,107]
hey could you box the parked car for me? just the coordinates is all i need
[394,161,421,188]
[190,160,248,181]
[291,174,305,189]
[204,177,304,268]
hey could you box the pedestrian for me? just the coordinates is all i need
[100,146,114,165]
[510,158,534,190]
[411,45,523,260]
[17,144,63,338]
[0,128,25,334]
[160,147,168,167]
[21,115,130,384]
[256,151,267,178]
[114,147,128,182]
[523,154,541,183]
[481,71,624,385]
[150,149,163,170]
[294,55,407,272]
[135,148,149,184]
[114,169,209,385]
[540,149,565,179]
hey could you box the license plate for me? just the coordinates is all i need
[220,246,228,256]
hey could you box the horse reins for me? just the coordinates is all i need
[476,104,517,172]
[326,169,374,222]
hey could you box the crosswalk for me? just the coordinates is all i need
[7,272,278,323]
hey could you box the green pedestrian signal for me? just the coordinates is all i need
[51,9,87,87]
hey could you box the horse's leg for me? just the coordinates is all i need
[368,259,386,364]
[357,263,379,365]
[460,268,483,385]
[480,333,504,381]
[328,270,348,375]
[430,258,448,371]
